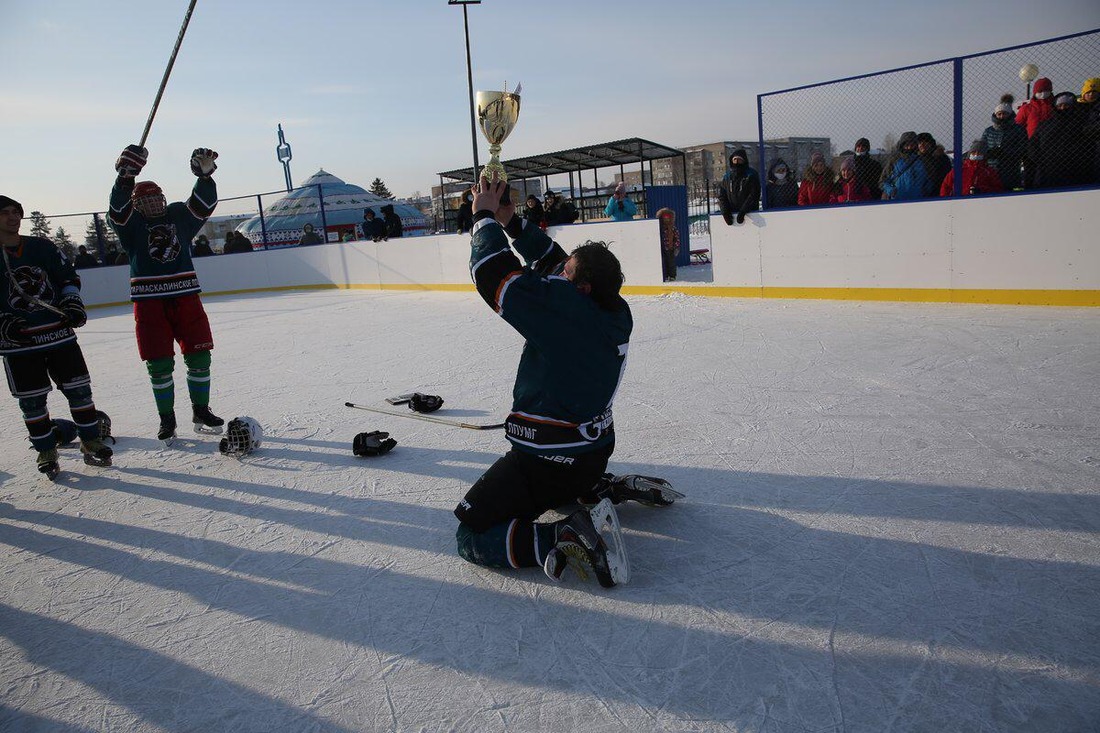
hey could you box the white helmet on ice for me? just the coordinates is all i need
[219,416,263,456]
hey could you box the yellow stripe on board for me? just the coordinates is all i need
[86,283,1100,309]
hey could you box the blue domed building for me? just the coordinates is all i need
[237,169,429,247]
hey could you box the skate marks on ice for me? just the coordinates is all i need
[2,291,1099,730]
[2,467,1098,731]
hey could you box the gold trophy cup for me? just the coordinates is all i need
[476,87,521,183]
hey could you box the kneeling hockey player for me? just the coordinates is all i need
[108,144,224,442]
[0,195,113,478]
[454,175,676,588]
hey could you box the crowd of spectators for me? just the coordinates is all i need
[753,74,1099,212]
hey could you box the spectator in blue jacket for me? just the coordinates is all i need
[880,132,931,200]
[603,182,637,221]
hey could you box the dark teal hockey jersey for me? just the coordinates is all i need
[470,216,632,456]
[0,236,79,355]
[108,176,217,301]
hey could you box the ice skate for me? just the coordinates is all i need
[37,448,60,480]
[80,437,113,467]
[543,498,628,587]
[584,473,684,508]
[158,411,177,444]
[192,404,224,435]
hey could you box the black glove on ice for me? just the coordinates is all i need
[353,431,396,457]
[409,393,444,413]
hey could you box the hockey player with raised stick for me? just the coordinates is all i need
[108,145,224,442]
[452,174,677,588]
[0,195,113,478]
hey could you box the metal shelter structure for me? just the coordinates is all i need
[437,136,686,224]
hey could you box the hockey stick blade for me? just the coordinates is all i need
[345,402,504,430]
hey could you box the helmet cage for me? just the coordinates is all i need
[132,182,166,218]
[219,417,262,456]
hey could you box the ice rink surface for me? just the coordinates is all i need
[1,288,1098,732]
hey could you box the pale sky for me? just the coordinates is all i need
[1,0,1097,219]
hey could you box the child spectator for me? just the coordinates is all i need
[765,159,798,209]
[523,195,546,230]
[939,140,1003,196]
[852,138,883,200]
[1016,77,1055,138]
[830,157,872,203]
[603,182,637,222]
[797,152,833,206]
[656,207,680,282]
[981,95,1028,190]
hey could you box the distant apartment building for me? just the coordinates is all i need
[640,138,832,189]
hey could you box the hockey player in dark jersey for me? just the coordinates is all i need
[108,145,224,442]
[0,195,113,478]
[453,175,677,588]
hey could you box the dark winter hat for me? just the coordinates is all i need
[916,132,936,146]
[969,139,987,154]
[729,149,748,165]
[1054,91,1077,107]
[0,195,24,216]
[855,137,870,150]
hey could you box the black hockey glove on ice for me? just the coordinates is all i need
[353,431,396,457]
[58,293,87,328]
[0,312,31,345]
[408,393,444,413]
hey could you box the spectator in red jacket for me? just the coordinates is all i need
[797,152,834,206]
[1016,77,1055,138]
[939,140,1004,196]
[830,157,873,203]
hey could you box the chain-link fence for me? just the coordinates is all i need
[24,178,435,268]
[759,28,1099,209]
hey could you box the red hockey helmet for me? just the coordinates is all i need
[132,181,166,218]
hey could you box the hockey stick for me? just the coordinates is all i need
[1,244,69,321]
[344,402,504,430]
[138,0,199,147]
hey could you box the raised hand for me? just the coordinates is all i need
[471,173,506,217]
[190,148,218,177]
[115,145,149,178]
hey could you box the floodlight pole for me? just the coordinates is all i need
[450,0,481,181]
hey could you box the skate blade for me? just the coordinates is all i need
[82,455,112,468]
[589,498,630,585]
[193,423,224,435]
[39,465,61,481]
[627,476,684,505]
[161,435,176,447]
